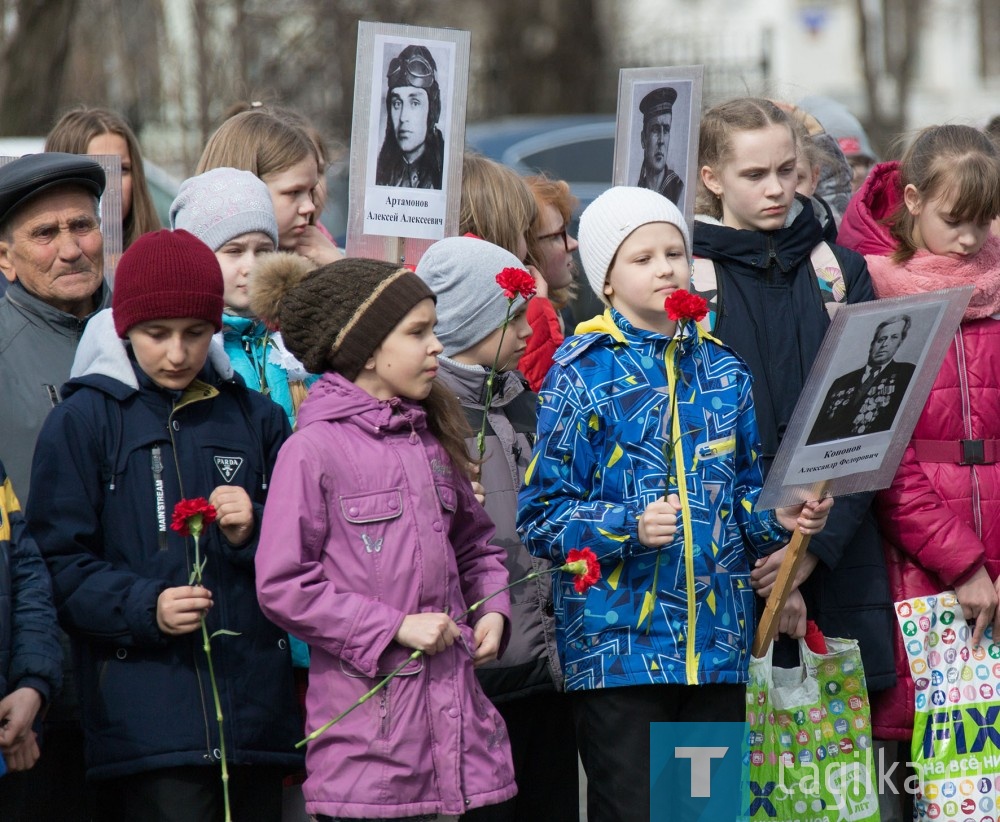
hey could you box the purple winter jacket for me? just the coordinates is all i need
[256,372,516,818]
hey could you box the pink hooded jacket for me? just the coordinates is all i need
[839,162,1000,740]
[256,372,516,817]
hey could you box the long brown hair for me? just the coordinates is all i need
[696,98,794,219]
[459,153,536,259]
[889,124,1000,263]
[45,106,161,249]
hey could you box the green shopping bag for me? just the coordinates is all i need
[742,637,880,821]
[895,592,1000,821]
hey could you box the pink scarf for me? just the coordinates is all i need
[866,235,1000,321]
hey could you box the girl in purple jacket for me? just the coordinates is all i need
[251,254,516,821]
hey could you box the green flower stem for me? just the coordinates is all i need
[476,298,516,459]
[200,615,232,822]
[298,560,588,748]
[189,528,232,822]
[296,649,421,749]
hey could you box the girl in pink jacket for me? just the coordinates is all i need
[251,254,516,821]
[838,123,1000,813]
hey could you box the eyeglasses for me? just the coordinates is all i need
[537,227,569,251]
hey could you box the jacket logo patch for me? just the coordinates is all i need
[362,534,383,554]
[214,456,244,482]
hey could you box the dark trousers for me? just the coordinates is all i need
[94,764,285,822]
[0,721,92,821]
[462,690,579,822]
[571,682,745,822]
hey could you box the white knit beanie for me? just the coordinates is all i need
[415,235,529,357]
[578,186,690,301]
[170,167,279,251]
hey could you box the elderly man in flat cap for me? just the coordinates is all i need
[375,43,446,189]
[636,86,684,206]
[0,153,108,496]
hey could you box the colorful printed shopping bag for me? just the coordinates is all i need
[742,638,879,821]
[896,592,1000,821]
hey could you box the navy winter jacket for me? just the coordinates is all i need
[27,310,302,780]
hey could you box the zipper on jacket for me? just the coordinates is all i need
[152,446,168,550]
[378,691,389,738]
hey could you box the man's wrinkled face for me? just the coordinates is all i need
[0,185,104,318]
[869,320,906,367]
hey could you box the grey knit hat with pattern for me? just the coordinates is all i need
[578,186,690,302]
[170,167,279,251]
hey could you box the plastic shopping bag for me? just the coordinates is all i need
[895,592,1000,821]
[742,637,879,821]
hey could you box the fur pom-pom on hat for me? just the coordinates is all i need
[249,253,434,378]
[248,252,316,331]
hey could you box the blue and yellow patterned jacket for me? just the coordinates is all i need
[516,308,789,690]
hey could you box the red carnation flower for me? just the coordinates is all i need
[564,547,601,593]
[664,290,708,323]
[170,498,218,538]
[496,267,537,301]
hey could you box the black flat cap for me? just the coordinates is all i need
[0,152,106,229]
[640,87,678,120]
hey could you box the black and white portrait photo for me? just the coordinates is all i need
[375,43,446,190]
[351,24,466,251]
[807,314,916,444]
[755,290,972,511]
[635,86,684,205]
[613,67,703,231]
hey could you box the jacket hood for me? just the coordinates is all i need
[693,196,821,271]
[295,370,428,436]
[436,357,526,411]
[69,307,234,394]
[837,161,901,257]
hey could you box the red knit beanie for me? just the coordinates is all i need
[113,229,224,337]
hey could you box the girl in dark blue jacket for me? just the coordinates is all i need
[27,230,301,822]
[692,97,895,691]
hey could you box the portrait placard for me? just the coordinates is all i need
[0,154,122,287]
[612,66,703,240]
[346,22,469,265]
[757,287,973,509]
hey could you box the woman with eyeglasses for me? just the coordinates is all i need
[520,175,581,392]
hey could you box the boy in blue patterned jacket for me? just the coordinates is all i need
[516,187,832,822]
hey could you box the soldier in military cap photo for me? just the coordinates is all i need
[375,43,446,190]
[635,85,684,205]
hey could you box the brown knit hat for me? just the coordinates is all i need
[249,253,435,378]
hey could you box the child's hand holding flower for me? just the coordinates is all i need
[394,613,460,655]
[638,494,682,547]
[472,612,506,667]
[156,585,214,636]
[209,485,255,546]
